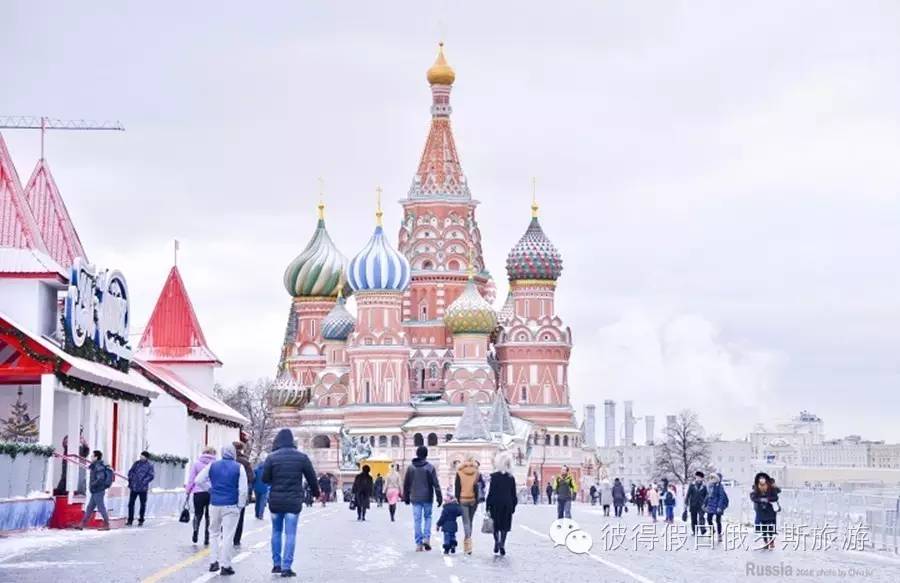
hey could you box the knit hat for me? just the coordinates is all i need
[444,488,456,504]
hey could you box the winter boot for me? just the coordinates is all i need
[416,544,424,552]
[464,538,472,555]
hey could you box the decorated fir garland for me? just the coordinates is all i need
[187,409,243,429]
[0,441,55,458]
[146,451,189,467]
[55,371,151,407]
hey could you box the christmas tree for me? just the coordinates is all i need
[0,390,39,443]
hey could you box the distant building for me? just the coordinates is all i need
[604,400,616,448]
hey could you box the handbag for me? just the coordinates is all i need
[481,511,494,534]
[179,493,191,523]
[349,495,357,511]
[681,509,688,522]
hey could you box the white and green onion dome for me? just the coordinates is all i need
[283,205,348,298]
[347,204,411,292]
[445,278,497,334]
[321,295,355,341]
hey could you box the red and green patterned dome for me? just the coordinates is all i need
[505,214,563,282]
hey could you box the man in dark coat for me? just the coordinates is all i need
[684,470,709,535]
[263,429,319,577]
[545,482,553,505]
[232,441,255,546]
[352,465,374,521]
[126,451,155,526]
[373,473,385,507]
[78,450,113,530]
[403,445,442,551]
[317,474,332,507]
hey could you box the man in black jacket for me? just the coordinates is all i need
[263,429,319,578]
[684,470,708,535]
[403,446,442,551]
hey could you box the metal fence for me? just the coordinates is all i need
[725,486,900,553]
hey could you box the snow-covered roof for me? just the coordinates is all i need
[402,415,461,429]
[347,427,403,434]
[0,247,66,279]
[136,265,221,365]
[133,358,247,426]
[0,311,160,401]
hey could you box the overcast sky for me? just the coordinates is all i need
[3,2,899,442]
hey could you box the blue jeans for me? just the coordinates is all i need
[557,498,572,519]
[412,502,433,545]
[665,505,674,522]
[271,512,299,570]
[255,490,269,519]
[442,530,457,550]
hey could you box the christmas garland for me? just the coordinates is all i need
[0,324,150,406]
[146,451,189,467]
[0,441,55,458]
[55,371,152,407]
[187,409,243,429]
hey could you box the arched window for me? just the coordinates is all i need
[520,386,527,402]
[545,434,551,445]
[445,433,453,442]
[427,433,438,446]
[390,435,400,448]
[378,435,388,447]
[364,381,371,403]
[369,436,375,446]
[448,259,460,271]
[312,435,330,449]
[554,435,560,446]
[414,433,424,447]
[422,260,433,270]
[430,363,438,379]
[563,435,569,447]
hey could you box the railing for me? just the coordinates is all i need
[724,486,900,553]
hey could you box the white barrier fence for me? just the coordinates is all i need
[724,486,900,553]
[0,453,49,499]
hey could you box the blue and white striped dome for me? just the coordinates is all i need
[348,225,411,292]
[321,296,355,341]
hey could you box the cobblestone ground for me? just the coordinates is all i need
[1,502,898,583]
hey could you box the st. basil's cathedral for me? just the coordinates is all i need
[271,44,590,491]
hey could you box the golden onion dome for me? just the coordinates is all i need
[426,42,455,86]
[445,278,497,335]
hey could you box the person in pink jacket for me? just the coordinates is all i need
[186,446,217,545]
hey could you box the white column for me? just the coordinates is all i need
[38,374,56,447]
[66,393,82,502]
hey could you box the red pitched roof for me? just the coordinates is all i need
[136,266,221,364]
[23,158,87,270]
[0,134,47,252]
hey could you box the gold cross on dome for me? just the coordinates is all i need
[375,185,384,226]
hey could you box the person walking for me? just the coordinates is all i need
[232,442,254,547]
[612,478,626,517]
[403,445,442,552]
[750,472,780,550]
[126,450,154,526]
[530,480,540,505]
[636,485,647,515]
[599,479,613,516]
[647,485,661,522]
[373,473,385,508]
[486,451,518,556]
[436,489,463,554]
[705,472,729,542]
[191,444,248,576]
[552,465,577,519]
[253,456,270,520]
[352,465,374,521]
[77,450,114,530]
[385,464,402,522]
[263,428,320,577]
[664,484,677,523]
[589,484,597,506]
[454,455,484,555]
[545,482,553,505]
[684,471,708,535]
[317,473,332,507]
[186,446,216,545]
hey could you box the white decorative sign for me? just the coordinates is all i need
[64,258,132,364]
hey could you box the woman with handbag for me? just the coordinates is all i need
[485,451,517,556]
[186,446,216,545]
[454,455,484,555]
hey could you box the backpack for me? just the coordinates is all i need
[721,487,729,510]
[103,465,115,489]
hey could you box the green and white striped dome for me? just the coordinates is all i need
[284,212,348,298]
